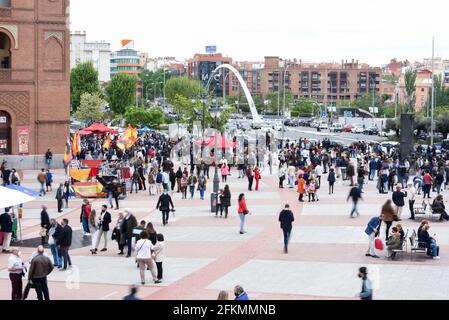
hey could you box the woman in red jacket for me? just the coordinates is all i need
[238,194,250,234]
[254,167,261,191]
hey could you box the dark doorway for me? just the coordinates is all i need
[0,110,11,155]
[0,32,11,69]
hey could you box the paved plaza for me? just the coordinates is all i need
[1,165,449,300]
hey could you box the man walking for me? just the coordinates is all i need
[57,219,72,271]
[55,183,64,213]
[347,186,363,218]
[95,205,112,252]
[156,191,175,226]
[392,185,407,220]
[28,246,54,300]
[357,267,373,300]
[37,169,47,196]
[279,204,295,254]
[0,207,13,253]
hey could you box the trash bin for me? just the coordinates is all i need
[210,192,217,213]
[121,182,127,197]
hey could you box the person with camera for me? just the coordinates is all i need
[156,191,175,226]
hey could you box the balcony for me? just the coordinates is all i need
[0,69,11,82]
[0,7,11,17]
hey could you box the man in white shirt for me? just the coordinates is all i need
[315,164,323,188]
[162,171,170,192]
[287,165,296,188]
[407,183,416,220]
[8,248,24,300]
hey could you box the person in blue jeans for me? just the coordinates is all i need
[198,175,207,200]
[48,219,63,268]
[418,224,440,259]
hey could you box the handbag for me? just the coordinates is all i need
[374,238,384,251]
[39,228,47,237]
[111,227,118,240]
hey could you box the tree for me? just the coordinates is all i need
[74,92,106,124]
[165,77,204,103]
[105,74,137,114]
[140,69,171,101]
[436,110,449,138]
[265,90,293,115]
[124,106,165,128]
[70,62,100,112]
[404,69,417,113]
[291,98,318,117]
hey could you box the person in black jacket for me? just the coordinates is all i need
[156,191,175,226]
[432,195,449,221]
[40,205,50,245]
[0,207,13,252]
[279,204,295,253]
[57,219,72,271]
[175,167,183,193]
[94,205,112,252]
[121,210,137,257]
[392,185,407,220]
[221,185,232,219]
[347,186,363,218]
[328,168,336,194]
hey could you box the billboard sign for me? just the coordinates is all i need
[205,46,217,54]
[18,127,29,155]
[121,39,134,50]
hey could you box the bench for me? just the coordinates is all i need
[413,201,427,219]
[409,230,428,261]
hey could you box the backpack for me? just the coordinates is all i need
[156,173,163,183]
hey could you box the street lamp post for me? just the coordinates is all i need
[431,37,435,146]
[283,63,290,141]
[210,107,222,212]
[370,75,377,116]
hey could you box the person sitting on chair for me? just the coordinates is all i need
[386,227,403,259]
[418,224,440,260]
[432,195,449,222]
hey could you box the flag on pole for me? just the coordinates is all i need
[117,125,138,150]
[103,134,111,150]
[72,132,80,156]
[64,137,73,164]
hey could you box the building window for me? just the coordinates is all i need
[0,0,11,7]
[0,32,11,69]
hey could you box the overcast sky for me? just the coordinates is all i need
[70,0,449,66]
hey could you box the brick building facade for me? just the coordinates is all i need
[0,0,70,156]
[261,57,382,106]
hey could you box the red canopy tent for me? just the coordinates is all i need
[79,123,118,135]
[194,135,235,149]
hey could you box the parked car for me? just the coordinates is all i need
[319,122,329,130]
[364,127,379,135]
[330,123,343,132]
[442,139,449,152]
[353,126,365,134]
[342,124,353,133]
[379,130,396,137]
[418,132,428,140]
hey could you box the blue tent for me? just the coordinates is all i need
[6,184,40,197]
[138,127,155,134]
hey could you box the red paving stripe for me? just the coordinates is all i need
[145,174,291,300]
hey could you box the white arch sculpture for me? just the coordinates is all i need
[208,64,262,123]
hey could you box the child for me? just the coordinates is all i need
[46,169,53,192]
[153,233,165,281]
